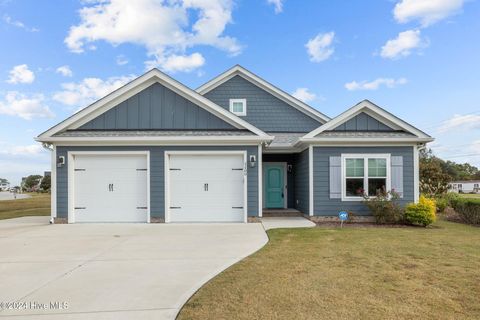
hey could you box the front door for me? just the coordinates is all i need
[264,164,285,208]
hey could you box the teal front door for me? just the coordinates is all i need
[264,164,285,208]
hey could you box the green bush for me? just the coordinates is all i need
[444,192,460,207]
[452,198,480,225]
[363,190,404,224]
[405,196,436,227]
[435,197,448,213]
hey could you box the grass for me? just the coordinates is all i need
[459,193,480,199]
[179,220,480,320]
[0,193,51,220]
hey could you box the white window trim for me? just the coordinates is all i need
[341,153,391,202]
[229,98,247,116]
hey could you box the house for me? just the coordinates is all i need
[449,180,480,193]
[36,65,434,223]
[0,181,9,191]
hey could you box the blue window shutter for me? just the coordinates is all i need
[391,156,403,198]
[329,156,341,199]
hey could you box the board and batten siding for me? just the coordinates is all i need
[79,83,235,130]
[203,75,323,132]
[294,148,310,214]
[313,146,414,216]
[332,112,394,131]
[56,146,259,221]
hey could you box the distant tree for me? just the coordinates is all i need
[0,178,8,184]
[24,175,43,191]
[40,175,51,191]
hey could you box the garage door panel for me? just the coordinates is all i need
[73,154,148,223]
[168,154,245,223]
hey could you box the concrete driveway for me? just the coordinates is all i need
[0,217,268,319]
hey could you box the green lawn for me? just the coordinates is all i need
[0,193,51,220]
[179,220,480,320]
[459,193,480,199]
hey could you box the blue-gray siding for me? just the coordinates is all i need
[313,146,414,216]
[332,112,394,131]
[56,146,259,220]
[203,75,323,132]
[80,83,235,130]
[294,148,310,214]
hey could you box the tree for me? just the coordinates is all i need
[0,178,8,184]
[40,175,51,191]
[420,148,451,197]
[24,175,43,191]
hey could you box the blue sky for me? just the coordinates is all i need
[0,0,479,185]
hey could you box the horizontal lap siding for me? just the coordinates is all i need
[313,146,414,216]
[56,145,259,220]
[204,75,323,132]
[294,149,309,214]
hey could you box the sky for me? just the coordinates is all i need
[0,0,479,186]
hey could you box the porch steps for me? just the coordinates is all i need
[262,209,304,217]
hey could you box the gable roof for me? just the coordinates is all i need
[37,68,272,142]
[196,65,331,124]
[301,100,434,143]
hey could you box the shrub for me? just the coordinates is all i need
[405,196,436,227]
[363,190,404,224]
[443,192,460,208]
[435,197,448,213]
[452,198,480,225]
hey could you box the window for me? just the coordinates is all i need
[474,184,479,188]
[229,99,247,116]
[342,154,390,201]
[458,184,462,190]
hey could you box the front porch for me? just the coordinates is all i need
[261,151,310,217]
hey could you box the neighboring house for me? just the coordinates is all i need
[449,181,480,193]
[0,182,9,191]
[36,65,434,224]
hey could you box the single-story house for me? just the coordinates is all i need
[448,180,480,193]
[37,65,434,223]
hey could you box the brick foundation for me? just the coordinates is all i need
[150,217,165,223]
[248,217,261,223]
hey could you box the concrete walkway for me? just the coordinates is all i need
[261,216,316,230]
[0,217,268,319]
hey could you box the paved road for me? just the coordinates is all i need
[0,216,268,319]
[0,191,30,201]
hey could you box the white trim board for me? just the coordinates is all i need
[302,99,434,141]
[67,151,150,224]
[164,150,248,223]
[309,145,314,216]
[196,65,330,123]
[50,145,57,222]
[39,135,273,143]
[258,144,263,217]
[38,68,270,141]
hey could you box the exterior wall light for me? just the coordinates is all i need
[249,155,256,168]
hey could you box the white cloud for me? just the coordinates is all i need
[3,14,39,32]
[145,52,205,73]
[65,0,241,73]
[267,0,283,13]
[116,55,128,66]
[305,32,335,62]
[1,144,44,156]
[53,75,135,108]
[56,65,73,77]
[291,88,316,103]
[7,64,35,84]
[394,0,464,27]
[437,114,480,133]
[380,29,426,59]
[0,92,54,120]
[345,77,407,91]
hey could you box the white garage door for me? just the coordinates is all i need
[73,154,148,223]
[168,154,246,222]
